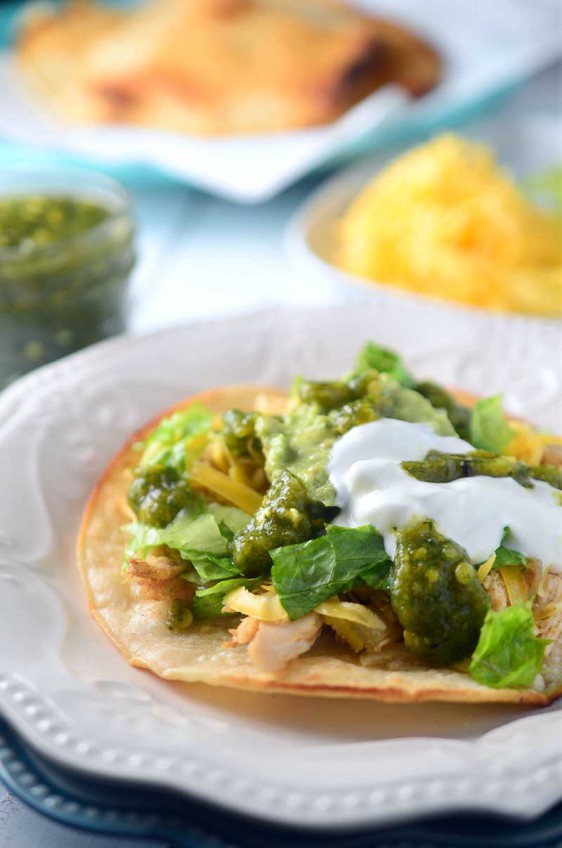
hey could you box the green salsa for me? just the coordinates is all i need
[0,191,134,389]
[402,449,562,491]
[231,470,333,575]
[221,409,263,461]
[390,518,490,665]
[0,196,110,250]
[128,465,198,528]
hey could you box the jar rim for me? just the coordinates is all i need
[0,168,133,261]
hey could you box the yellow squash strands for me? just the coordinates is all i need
[338,135,562,316]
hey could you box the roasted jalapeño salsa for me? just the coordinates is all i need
[0,195,109,249]
[0,190,134,388]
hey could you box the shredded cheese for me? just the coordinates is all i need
[499,566,528,606]
[505,421,562,465]
[223,591,387,645]
[190,463,263,514]
[315,599,385,630]
[477,553,496,583]
[223,587,288,622]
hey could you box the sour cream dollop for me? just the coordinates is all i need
[329,419,562,568]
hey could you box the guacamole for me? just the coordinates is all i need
[257,371,455,504]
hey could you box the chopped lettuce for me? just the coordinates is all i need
[193,576,263,620]
[271,525,391,620]
[207,503,252,536]
[354,342,414,387]
[125,504,251,582]
[139,403,214,471]
[468,604,549,688]
[187,554,241,582]
[470,394,515,453]
[167,513,228,556]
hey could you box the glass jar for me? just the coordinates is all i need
[0,169,135,389]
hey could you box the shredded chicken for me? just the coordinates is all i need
[229,613,322,673]
[228,616,259,646]
[132,575,194,601]
[126,546,191,601]
[483,570,509,611]
[127,547,185,581]
[484,564,562,667]
[535,571,562,653]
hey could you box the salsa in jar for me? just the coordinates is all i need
[0,170,135,389]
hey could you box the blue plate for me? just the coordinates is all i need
[2,716,562,848]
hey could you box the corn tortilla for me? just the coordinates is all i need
[77,385,562,704]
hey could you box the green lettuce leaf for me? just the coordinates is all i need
[494,546,527,567]
[125,505,251,582]
[193,576,263,620]
[207,503,252,536]
[139,403,214,471]
[360,562,393,592]
[166,513,228,555]
[271,525,391,620]
[470,395,516,453]
[183,553,241,582]
[493,527,527,568]
[468,603,549,688]
[354,342,414,387]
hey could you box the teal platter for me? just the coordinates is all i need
[0,0,524,195]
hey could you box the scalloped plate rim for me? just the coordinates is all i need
[0,308,560,831]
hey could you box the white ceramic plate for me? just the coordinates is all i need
[1,0,561,201]
[1,305,561,831]
[287,116,562,314]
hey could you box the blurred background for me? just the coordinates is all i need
[0,0,560,391]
